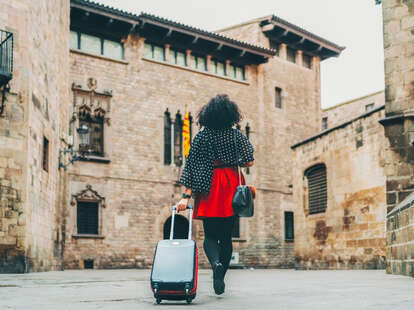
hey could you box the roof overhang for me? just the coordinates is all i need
[70,0,276,65]
[139,13,275,65]
[261,15,345,60]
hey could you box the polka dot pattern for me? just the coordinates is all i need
[179,127,254,194]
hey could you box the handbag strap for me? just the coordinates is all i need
[233,130,242,186]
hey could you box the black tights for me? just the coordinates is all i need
[203,216,235,276]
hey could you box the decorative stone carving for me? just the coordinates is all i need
[71,79,112,125]
[87,77,98,91]
[71,184,106,207]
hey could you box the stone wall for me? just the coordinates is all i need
[382,0,414,277]
[386,193,414,276]
[0,0,69,272]
[65,18,323,269]
[292,107,387,269]
[322,91,385,130]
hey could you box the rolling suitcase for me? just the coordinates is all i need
[150,205,198,304]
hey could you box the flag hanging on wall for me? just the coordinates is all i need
[183,107,191,158]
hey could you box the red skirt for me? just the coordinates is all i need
[193,164,245,219]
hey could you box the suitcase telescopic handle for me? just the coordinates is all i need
[170,205,193,240]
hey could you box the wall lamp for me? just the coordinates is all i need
[58,124,91,170]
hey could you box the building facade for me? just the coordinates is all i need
[381,0,414,277]
[0,0,69,272]
[0,0,344,272]
[291,92,387,269]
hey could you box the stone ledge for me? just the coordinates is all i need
[72,234,105,239]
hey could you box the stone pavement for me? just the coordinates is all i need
[0,269,413,310]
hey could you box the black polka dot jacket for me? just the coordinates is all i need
[179,127,254,194]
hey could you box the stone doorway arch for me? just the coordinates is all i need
[163,215,189,240]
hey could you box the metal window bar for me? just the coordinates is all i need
[306,164,327,214]
[77,202,99,235]
[0,30,13,86]
[284,211,294,241]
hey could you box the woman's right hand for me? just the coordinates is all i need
[176,198,189,212]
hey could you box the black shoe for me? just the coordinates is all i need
[213,262,225,295]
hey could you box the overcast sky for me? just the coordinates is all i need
[97,0,385,108]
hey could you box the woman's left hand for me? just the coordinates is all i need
[176,198,189,212]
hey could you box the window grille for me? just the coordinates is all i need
[77,201,99,234]
[305,164,327,214]
[284,211,294,241]
[79,116,104,156]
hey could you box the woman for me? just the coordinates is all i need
[177,94,254,295]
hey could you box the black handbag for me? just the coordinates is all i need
[231,132,254,218]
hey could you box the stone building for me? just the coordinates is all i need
[0,0,344,272]
[0,0,69,272]
[291,92,387,269]
[381,0,414,277]
[321,90,385,130]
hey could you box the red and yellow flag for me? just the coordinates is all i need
[183,107,191,158]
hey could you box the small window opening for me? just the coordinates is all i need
[84,259,94,269]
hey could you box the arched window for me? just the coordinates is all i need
[305,164,327,214]
[174,111,183,166]
[164,109,172,165]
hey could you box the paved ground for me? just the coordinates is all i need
[0,269,413,310]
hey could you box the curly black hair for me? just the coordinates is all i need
[197,94,243,129]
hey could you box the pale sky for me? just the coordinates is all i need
[97,0,385,108]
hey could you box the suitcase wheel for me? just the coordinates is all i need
[186,297,193,304]
[156,297,162,304]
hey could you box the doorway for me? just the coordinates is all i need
[163,215,189,239]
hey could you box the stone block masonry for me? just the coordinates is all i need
[0,0,70,272]
[292,107,387,269]
[381,0,414,277]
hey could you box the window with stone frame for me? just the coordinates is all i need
[284,211,294,242]
[164,109,172,165]
[322,117,328,130]
[78,112,104,157]
[275,87,283,109]
[42,136,49,172]
[305,164,327,215]
[71,184,106,237]
[77,201,99,235]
